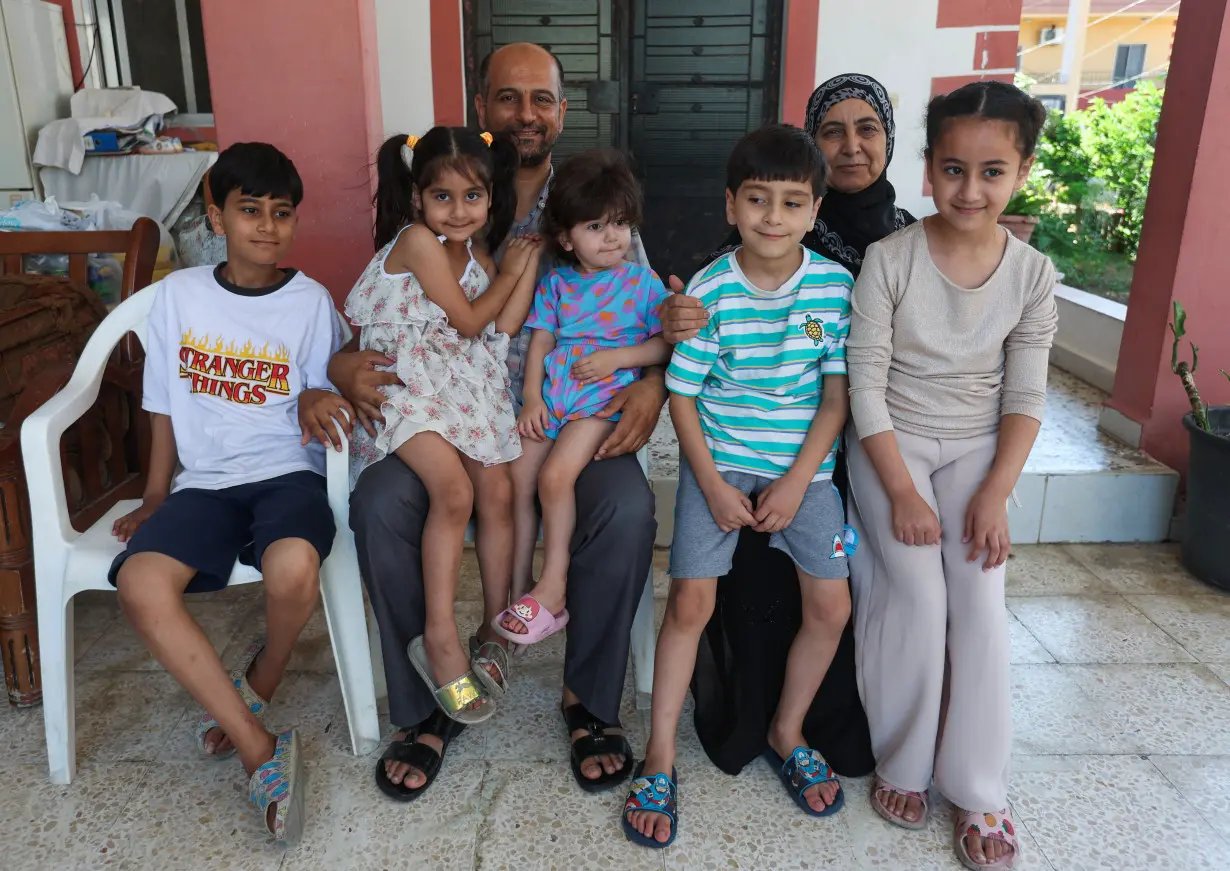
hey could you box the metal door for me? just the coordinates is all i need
[465,0,783,280]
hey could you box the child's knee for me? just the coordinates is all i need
[261,540,321,601]
[537,457,574,500]
[800,580,852,631]
[432,475,475,523]
[665,580,716,631]
[115,555,185,617]
[480,467,514,516]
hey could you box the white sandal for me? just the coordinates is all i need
[197,641,268,759]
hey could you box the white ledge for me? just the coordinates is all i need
[1051,282,1126,393]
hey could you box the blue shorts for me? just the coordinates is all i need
[108,470,334,593]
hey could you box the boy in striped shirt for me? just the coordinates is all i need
[623,125,853,847]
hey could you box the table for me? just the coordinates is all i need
[40,151,217,228]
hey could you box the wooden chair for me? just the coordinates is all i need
[0,218,158,706]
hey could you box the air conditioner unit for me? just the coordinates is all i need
[1039,26,1065,46]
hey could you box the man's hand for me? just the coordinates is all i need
[299,388,355,451]
[326,350,400,436]
[593,375,666,460]
[113,496,163,543]
[571,349,620,386]
[753,473,809,534]
[660,274,707,345]
[518,395,551,442]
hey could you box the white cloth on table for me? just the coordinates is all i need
[32,88,178,175]
[40,151,217,228]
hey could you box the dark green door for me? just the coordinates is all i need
[465,0,783,281]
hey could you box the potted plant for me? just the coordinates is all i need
[1170,302,1230,591]
[1000,184,1045,245]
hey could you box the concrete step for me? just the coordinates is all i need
[646,368,1178,545]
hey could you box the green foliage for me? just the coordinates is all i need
[1012,82,1164,299]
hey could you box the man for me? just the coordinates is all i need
[327,42,663,798]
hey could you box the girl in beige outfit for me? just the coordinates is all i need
[845,82,1057,871]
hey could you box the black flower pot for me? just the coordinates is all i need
[1182,408,1230,591]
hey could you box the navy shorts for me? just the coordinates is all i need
[108,470,335,593]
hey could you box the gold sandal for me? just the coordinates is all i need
[407,635,495,724]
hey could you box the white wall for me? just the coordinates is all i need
[374,0,435,138]
[814,0,1018,218]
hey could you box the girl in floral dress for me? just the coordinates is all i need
[346,127,542,723]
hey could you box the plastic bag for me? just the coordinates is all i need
[0,197,87,232]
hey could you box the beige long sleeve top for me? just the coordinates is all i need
[847,221,1058,440]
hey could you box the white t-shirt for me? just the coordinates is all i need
[142,265,344,492]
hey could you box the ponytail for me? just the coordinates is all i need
[485,133,520,252]
[373,134,415,250]
[371,126,521,252]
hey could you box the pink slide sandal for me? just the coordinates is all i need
[491,594,570,645]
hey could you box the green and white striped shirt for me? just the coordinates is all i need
[666,248,853,481]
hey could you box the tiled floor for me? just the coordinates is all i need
[3,544,1229,870]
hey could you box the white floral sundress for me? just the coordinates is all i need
[345,226,521,485]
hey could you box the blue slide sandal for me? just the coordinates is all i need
[765,746,845,817]
[621,762,679,848]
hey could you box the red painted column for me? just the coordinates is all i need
[781,0,819,126]
[1106,0,1230,476]
[200,0,384,303]
[429,0,465,126]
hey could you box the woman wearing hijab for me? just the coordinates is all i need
[659,73,915,782]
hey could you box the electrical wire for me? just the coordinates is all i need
[1081,1,1179,60]
[1078,61,1169,97]
[73,22,102,91]
[1018,0,1176,58]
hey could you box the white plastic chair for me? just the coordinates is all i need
[21,283,382,785]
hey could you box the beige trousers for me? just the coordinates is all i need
[847,428,1010,812]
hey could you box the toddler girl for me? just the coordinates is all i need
[493,148,670,645]
[846,82,1057,870]
[346,127,542,723]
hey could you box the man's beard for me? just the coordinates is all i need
[505,125,557,167]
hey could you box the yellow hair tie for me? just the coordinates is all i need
[406,134,420,149]
[479,132,494,147]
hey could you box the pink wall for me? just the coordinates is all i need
[200,0,383,303]
[1108,0,1230,476]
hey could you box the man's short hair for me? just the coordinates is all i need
[208,142,303,207]
[478,44,566,99]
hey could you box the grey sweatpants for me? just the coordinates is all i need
[350,452,656,728]
[847,428,1011,812]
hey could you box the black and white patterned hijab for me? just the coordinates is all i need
[802,73,914,276]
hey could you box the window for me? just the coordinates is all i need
[1113,44,1147,87]
[1038,95,1066,112]
[77,0,212,122]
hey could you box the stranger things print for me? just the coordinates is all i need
[178,331,292,405]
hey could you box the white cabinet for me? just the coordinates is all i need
[0,0,73,200]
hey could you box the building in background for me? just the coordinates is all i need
[1019,0,1179,111]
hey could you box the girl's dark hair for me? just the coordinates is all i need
[924,81,1048,160]
[726,123,827,198]
[372,126,519,251]
[542,148,643,263]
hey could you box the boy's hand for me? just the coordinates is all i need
[571,349,619,386]
[518,395,551,442]
[891,489,943,546]
[753,473,809,534]
[298,388,355,451]
[702,480,756,534]
[113,496,163,543]
[964,483,1011,570]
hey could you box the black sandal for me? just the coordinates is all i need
[374,709,465,802]
[561,702,634,793]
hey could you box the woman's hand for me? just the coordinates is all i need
[327,350,400,436]
[964,484,1011,570]
[518,395,551,442]
[659,276,707,344]
[891,489,942,546]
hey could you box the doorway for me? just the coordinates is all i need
[464,0,784,281]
